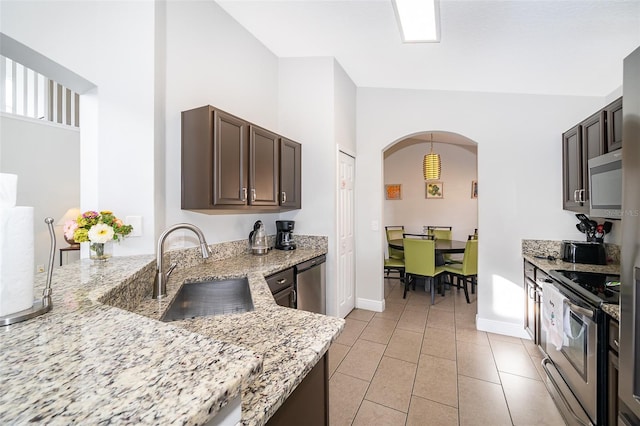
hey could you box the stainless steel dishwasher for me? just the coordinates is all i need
[295,255,326,314]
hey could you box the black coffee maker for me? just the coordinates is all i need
[275,220,296,250]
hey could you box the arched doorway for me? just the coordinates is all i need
[382,130,478,303]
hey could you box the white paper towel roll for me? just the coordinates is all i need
[0,206,35,316]
[0,173,18,208]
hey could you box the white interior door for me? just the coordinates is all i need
[337,151,355,318]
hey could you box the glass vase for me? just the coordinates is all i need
[90,241,113,261]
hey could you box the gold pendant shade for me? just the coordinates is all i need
[423,135,441,180]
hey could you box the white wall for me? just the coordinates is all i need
[163,0,282,246]
[384,142,478,242]
[277,57,340,315]
[357,87,606,337]
[334,60,357,155]
[1,0,157,256]
[0,115,80,270]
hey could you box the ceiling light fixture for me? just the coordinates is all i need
[423,134,441,180]
[392,0,440,43]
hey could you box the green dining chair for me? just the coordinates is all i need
[384,257,405,284]
[385,226,405,260]
[427,226,457,264]
[443,239,478,304]
[426,226,452,240]
[403,237,446,303]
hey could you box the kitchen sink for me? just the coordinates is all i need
[161,277,254,322]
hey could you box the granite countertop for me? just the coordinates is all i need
[524,254,621,322]
[522,239,622,322]
[522,239,621,322]
[0,244,344,425]
[522,254,621,276]
[132,248,343,425]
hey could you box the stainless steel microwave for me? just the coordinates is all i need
[589,150,622,218]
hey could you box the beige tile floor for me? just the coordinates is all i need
[328,278,567,426]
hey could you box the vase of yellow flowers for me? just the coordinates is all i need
[64,210,133,261]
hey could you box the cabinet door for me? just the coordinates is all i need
[280,138,302,209]
[606,97,623,152]
[562,125,586,212]
[580,110,606,207]
[266,355,328,426]
[249,126,279,206]
[213,110,248,206]
[524,277,536,341]
[182,106,214,209]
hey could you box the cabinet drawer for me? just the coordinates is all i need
[266,268,295,294]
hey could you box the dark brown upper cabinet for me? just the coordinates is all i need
[214,109,249,206]
[181,105,302,212]
[605,97,623,152]
[561,97,621,213]
[562,124,587,213]
[280,137,302,209]
[249,125,279,206]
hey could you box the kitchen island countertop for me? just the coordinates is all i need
[0,245,343,426]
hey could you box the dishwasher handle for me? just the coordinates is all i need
[295,255,326,273]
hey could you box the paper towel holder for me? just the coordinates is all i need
[0,217,56,327]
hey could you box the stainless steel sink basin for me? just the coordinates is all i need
[161,277,254,322]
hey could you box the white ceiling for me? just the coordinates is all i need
[216,0,640,97]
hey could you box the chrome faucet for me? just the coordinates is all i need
[153,223,211,299]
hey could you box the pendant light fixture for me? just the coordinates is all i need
[423,133,441,180]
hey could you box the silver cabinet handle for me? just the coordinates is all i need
[614,339,619,349]
[573,190,579,203]
[277,278,287,285]
[241,187,247,201]
[281,191,287,203]
[579,189,585,203]
[292,289,297,305]
[251,188,256,202]
[528,284,535,299]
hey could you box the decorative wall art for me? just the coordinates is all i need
[426,182,444,199]
[471,180,478,199]
[385,184,402,200]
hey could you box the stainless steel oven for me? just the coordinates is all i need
[541,270,620,426]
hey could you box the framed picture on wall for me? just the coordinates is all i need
[385,184,402,200]
[471,180,478,199]
[426,182,444,199]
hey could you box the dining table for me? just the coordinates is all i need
[388,238,467,253]
[388,238,467,266]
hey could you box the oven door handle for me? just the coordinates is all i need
[565,300,595,320]
[541,357,593,426]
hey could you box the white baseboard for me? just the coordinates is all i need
[356,297,384,312]
[476,315,530,339]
